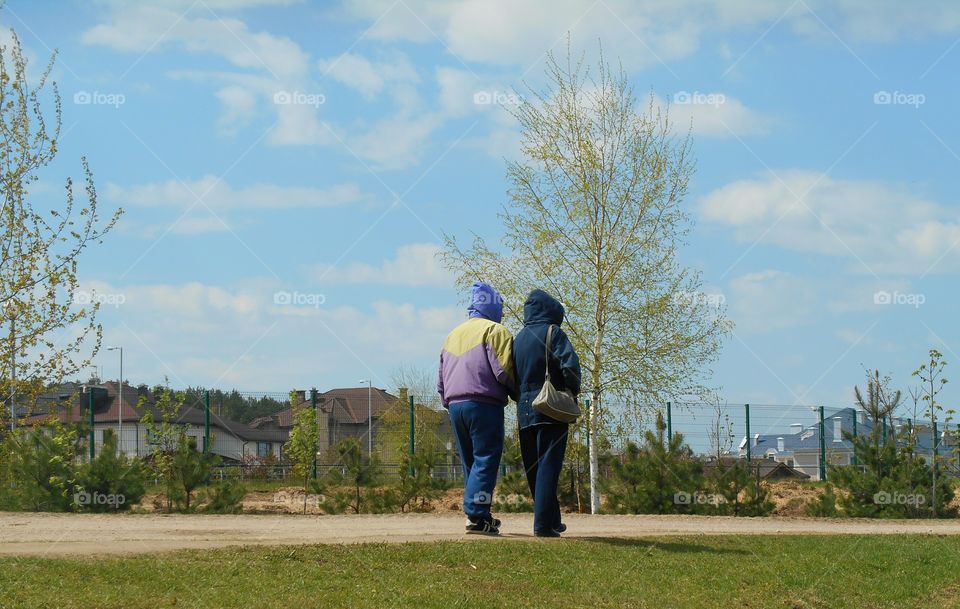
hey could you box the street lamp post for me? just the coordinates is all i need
[107,346,123,455]
[359,379,372,457]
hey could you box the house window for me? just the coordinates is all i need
[257,442,271,458]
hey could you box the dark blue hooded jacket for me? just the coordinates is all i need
[513,290,582,429]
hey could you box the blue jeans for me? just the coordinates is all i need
[449,401,505,521]
[520,424,568,533]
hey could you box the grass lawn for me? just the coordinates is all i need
[2,535,959,609]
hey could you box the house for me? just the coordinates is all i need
[744,407,958,480]
[702,456,810,480]
[250,386,399,457]
[20,382,286,463]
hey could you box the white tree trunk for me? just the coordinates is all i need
[588,394,601,513]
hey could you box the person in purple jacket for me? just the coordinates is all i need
[438,282,517,535]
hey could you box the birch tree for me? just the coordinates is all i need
[441,46,731,512]
[1,29,121,431]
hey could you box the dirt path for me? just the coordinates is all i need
[3,512,960,557]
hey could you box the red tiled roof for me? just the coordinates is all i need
[21,381,141,426]
[259,387,398,429]
[20,383,285,443]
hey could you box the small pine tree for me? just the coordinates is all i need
[169,437,218,512]
[0,421,80,511]
[707,460,774,516]
[323,438,382,514]
[831,423,955,517]
[603,412,704,514]
[78,430,147,512]
[283,399,319,514]
[201,477,246,514]
[806,485,839,517]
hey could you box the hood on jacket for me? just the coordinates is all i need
[523,289,564,325]
[467,282,504,323]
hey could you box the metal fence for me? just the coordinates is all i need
[27,383,957,484]
[201,394,960,485]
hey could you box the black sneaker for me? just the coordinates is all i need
[466,519,501,536]
[465,517,501,532]
[534,529,561,538]
[554,523,567,534]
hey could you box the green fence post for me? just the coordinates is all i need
[204,390,210,453]
[851,409,858,466]
[408,394,416,476]
[310,388,318,480]
[818,406,827,481]
[744,403,751,462]
[666,401,673,443]
[88,386,95,461]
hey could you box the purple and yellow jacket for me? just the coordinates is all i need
[437,283,517,408]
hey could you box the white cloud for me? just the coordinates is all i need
[312,243,451,286]
[172,215,232,235]
[105,177,369,210]
[727,270,820,333]
[83,4,326,145]
[86,277,460,388]
[436,67,480,118]
[340,0,960,70]
[659,93,772,137]
[318,52,419,99]
[699,170,960,274]
[82,6,310,78]
[215,85,258,134]
[344,114,445,170]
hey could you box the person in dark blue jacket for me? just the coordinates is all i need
[513,289,581,537]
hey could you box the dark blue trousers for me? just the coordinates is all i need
[520,423,569,533]
[449,401,504,521]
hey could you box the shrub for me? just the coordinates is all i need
[0,421,81,511]
[201,478,247,514]
[830,428,955,518]
[706,460,774,517]
[602,412,704,515]
[806,485,839,517]
[321,438,383,514]
[494,470,533,513]
[76,431,148,512]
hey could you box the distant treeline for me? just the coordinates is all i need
[179,387,289,424]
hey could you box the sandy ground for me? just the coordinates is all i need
[3,512,960,557]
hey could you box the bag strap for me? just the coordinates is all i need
[543,325,554,383]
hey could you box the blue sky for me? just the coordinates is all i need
[5,0,960,409]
